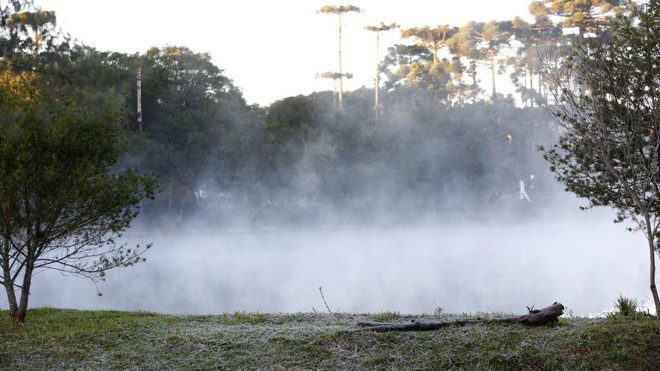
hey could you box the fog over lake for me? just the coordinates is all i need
[23,208,649,317]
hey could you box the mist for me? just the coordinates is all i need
[26,205,648,317]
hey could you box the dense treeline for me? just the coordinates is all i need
[82,52,556,224]
[1,0,628,225]
[379,0,623,107]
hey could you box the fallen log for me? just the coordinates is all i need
[356,302,564,332]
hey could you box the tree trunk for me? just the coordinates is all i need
[332,79,338,110]
[356,303,564,332]
[648,237,660,318]
[12,263,33,322]
[337,13,344,112]
[524,70,529,107]
[374,32,380,118]
[470,60,478,103]
[2,273,18,317]
[1,237,18,316]
[178,199,185,222]
[490,51,496,102]
[33,29,40,57]
[529,69,534,107]
[553,59,559,104]
[3,280,18,316]
[136,60,143,132]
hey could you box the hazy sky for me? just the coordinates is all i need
[39,0,534,105]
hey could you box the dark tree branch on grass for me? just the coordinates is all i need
[355,303,565,332]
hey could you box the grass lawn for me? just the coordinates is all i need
[1,308,658,369]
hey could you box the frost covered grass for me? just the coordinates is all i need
[1,308,658,369]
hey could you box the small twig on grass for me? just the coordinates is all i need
[319,287,338,315]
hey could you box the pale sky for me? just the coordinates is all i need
[39,0,534,106]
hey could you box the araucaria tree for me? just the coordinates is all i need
[316,71,353,109]
[365,22,397,117]
[0,72,155,322]
[1,1,67,72]
[538,0,623,36]
[401,25,456,63]
[319,4,361,112]
[474,21,511,102]
[7,9,55,56]
[541,1,660,316]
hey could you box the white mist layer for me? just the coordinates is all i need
[23,214,651,316]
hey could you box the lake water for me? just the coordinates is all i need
[23,214,651,316]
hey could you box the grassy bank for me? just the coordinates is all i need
[1,308,658,369]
